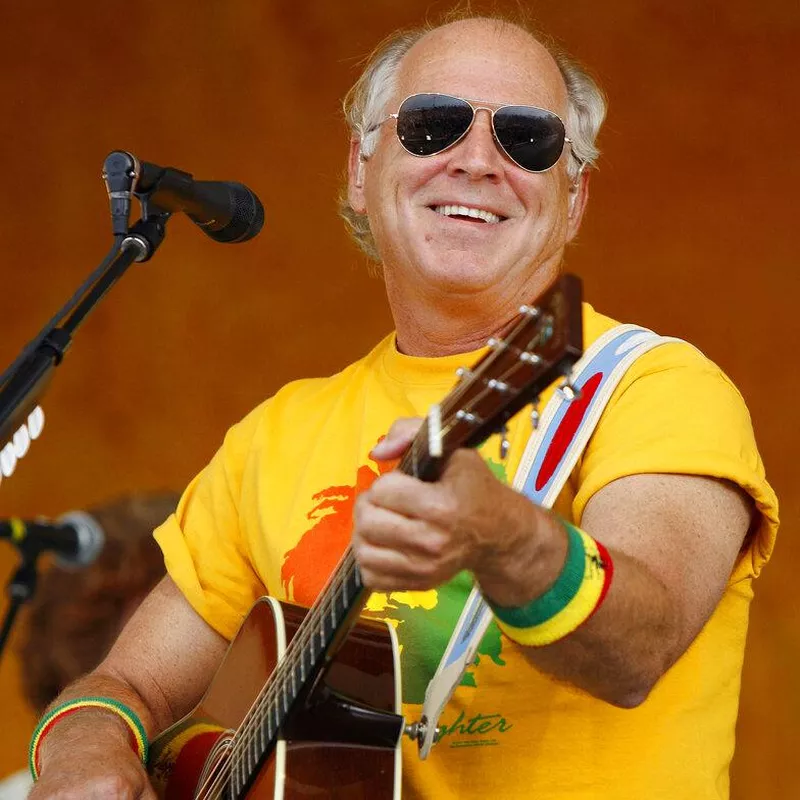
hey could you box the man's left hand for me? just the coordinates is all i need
[351,417,562,604]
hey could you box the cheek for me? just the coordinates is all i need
[515,173,559,212]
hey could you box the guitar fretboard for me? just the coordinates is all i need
[224,274,582,798]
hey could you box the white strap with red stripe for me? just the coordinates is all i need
[414,324,681,758]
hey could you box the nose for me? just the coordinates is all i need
[445,108,504,181]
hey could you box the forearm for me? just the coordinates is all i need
[521,547,679,707]
[476,509,681,708]
[28,579,229,798]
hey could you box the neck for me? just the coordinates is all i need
[386,265,561,357]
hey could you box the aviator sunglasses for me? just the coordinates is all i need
[368,93,575,173]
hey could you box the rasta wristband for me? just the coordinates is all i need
[491,520,614,646]
[29,697,148,781]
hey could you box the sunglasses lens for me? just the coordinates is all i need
[493,107,566,172]
[396,94,474,156]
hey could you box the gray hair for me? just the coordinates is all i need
[339,17,608,263]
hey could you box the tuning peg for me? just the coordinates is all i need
[456,409,482,426]
[557,376,581,402]
[487,378,510,394]
[530,398,541,430]
[519,351,542,366]
[498,425,510,461]
[486,337,508,351]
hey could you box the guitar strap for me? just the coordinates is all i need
[415,324,683,758]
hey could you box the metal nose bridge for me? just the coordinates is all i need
[458,105,503,160]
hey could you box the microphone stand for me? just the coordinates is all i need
[0,543,40,664]
[0,214,169,445]
[0,154,180,664]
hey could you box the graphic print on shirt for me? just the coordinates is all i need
[280,449,508,706]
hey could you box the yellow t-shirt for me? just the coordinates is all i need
[155,303,778,800]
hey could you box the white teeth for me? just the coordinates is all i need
[433,205,502,224]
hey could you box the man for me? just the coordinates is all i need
[29,13,777,800]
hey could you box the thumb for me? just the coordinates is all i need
[370,417,423,461]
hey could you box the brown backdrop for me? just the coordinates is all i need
[0,1,796,795]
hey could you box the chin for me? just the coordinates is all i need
[420,262,504,295]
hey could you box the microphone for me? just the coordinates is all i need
[106,151,264,243]
[0,512,105,567]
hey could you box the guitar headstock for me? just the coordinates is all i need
[403,273,583,480]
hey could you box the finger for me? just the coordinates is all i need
[354,498,448,557]
[367,471,458,527]
[370,417,423,460]
[440,447,493,481]
[355,541,441,591]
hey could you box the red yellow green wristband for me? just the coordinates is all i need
[491,520,614,646]
[29,696,148,780]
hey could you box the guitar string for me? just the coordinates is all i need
[194,316,558,797]
[197,541,370,798]
[195,550,360,799]
[209,351,541,794]
[195,343,553,799]
[198,558,367,799]
[195,346,553,799]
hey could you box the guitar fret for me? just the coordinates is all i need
[308,631,319,660]
[220,275,580,799]
[330,595,339,627]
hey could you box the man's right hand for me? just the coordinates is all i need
[26,576,229,800]
[29,733,156,800]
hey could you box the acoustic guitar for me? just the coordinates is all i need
[146,274,583,799]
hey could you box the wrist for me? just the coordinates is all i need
[487,519,614,647]
[31,697,149,780]
[475,506,568,608]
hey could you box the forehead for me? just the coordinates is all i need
[394,20,568,114]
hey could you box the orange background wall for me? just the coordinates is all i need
[0,1,796,795]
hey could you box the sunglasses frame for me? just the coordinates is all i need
[367,92,576,174]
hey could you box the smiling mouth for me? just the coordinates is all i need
[431,204,506,224]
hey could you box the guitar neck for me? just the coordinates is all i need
[227,273,583,797]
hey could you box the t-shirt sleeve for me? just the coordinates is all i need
[572,341,779,580]
[154,404,268,640]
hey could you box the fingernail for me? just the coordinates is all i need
[370,436,391,459]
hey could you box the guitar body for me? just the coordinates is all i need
[146,275,583,798]
[148,597,403,799]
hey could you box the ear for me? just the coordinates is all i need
[347,138,367,214]
[565,164,590,243]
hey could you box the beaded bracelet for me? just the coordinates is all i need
[29,697,148,780]
[491,520,614,646]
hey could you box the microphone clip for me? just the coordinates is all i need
[102,151,141,236]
